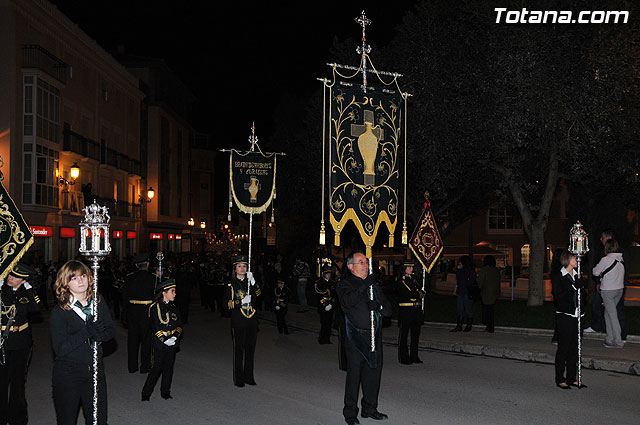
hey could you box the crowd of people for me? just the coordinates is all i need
[0,226,632,423]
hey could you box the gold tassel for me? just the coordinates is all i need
[319,221,326,245]
[401,222,408,245]
[335,224,341,246]
[366,245,372,258]
[389,234,394,248]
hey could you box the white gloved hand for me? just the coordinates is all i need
[164,336,177,346]
[275,305,280,310]
[325,304,332,311]
[0,279,4,289]
[23,282,32,290]
[246,271,256,286]
[242,294,252,305]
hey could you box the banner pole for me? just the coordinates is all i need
[368,255,375,353]
[422,268,426,312]
[248,213,253,273]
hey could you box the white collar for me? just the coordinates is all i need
[560,267,578,278]
[69,295,91,321]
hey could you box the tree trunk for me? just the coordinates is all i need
[527,223,546,306]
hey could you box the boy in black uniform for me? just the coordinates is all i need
[273,278,290,334]
[396,260,425,365]
[0,263,41,425]
[142,278,183,401]
[315,265,336,344]
[123,253,155,373]
[224,255,261,387]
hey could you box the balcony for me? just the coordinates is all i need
[22,45,68,84]
[94,196,141,219]
[63,128,101,161]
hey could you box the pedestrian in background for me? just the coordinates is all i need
[292,257,310,313]
[273,278,290,334]
[551,250,585,389]
[477,255,501,333]
[315,264,336,344]
[51,260,115,424]
[0,263,41,425]
[142,278,183,401]
[592,239,625,348]
[450,256,476,332]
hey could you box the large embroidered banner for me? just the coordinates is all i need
[330,85,401,254]
[229,150,276,214]
[0,182,34,280]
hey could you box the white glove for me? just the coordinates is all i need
[0,279,4,289]
[246,271,256,286]
[164,336,177,346]
[325,304,332,311]
[242,294,252,305]
[275,305,280,310]
[23,282,32,290]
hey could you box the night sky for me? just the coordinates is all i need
[49,0,415,147]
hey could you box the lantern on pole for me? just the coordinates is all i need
[78,202,111,425]
[568,220,589,389]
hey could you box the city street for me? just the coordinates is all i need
[25,301,638,425]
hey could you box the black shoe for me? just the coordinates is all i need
[161,393,172,399]
[556,383,571,390]
[141,394,150,401]
[140,369,150,374]
[410,358,423,364]
[129,369,138,374]
[399,359,412,365]
[361,410,388,420]
[235,382,245,388]
[450,326,461,332]
[245,380,257,386]
[569,382,587,388]
[345,417,360,425]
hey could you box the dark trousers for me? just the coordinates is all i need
[343,336,382,419]
[590,290,605,332]
[275,308,288,334]
[337,320,347,371]
[0,348,31,425]
[398,321,421,362]
[142,346,176,398]
[127,305,151,373]
[482,303,495,332]
[52,361,107,425]
[555,314,578,385]
[617,287,627,339]
[231,325,257,385]
[318,309,335,343]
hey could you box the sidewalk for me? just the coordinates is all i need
[259,308,640,376]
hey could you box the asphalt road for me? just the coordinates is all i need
[25,304,638,425]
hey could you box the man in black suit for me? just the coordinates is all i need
[337,252,392,425]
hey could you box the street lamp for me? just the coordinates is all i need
[139,187,155,204]
[200,220,206,229]
[59,162,80,185]
[187,217,195,227]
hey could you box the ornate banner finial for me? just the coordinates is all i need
[355,10,372,91]
[248,122,258,152]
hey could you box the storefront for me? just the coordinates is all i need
[28,225,53,264]
[149,232,163,253]
[126,231,137,257]
[112,230,123,260]
[59,227,76,262]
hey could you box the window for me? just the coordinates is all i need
[494,244,511,268]
[488,207,522,230]
[521,244,530,268]
[24,77,34,136]
[27,144,59,207]
[36,78,60,143]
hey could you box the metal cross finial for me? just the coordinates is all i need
[248,122,259,152]
[355,10,372,92]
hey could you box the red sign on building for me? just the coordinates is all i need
[149,233,163,240]
[127,231,137,239]
[113,231,123,239]
[59,227,76,238]
[167,234,175,240]
[175,234,182,240]
[30,226,53,237]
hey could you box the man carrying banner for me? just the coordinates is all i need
[396,260,425,365]
[337,251,392,424]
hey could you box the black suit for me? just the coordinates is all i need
[0,285,41,425]
[396,274,424,363]
[336,273,391,420]
[315,277,336,344]
[123,269,155,373]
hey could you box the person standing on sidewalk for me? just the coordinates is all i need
[592,239,625,348]
[0,263,41,425]
[337,251,392,424]
[292,257,310,313]
[141,278,183,401]
[315,265,336,344]
[450,256,476,332]
[477,255,501,333]
[551,250,586,389]
[224,255,261,387]
[396,260,425,364]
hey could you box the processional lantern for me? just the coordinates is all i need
[78,201,111,425]
[567,220,589,390]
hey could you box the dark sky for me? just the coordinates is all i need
[50,0,415,147]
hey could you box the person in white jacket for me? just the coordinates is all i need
[592,239,625,348]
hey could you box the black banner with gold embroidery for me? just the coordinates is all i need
[0,182,34,280]
[330,85,401,254]
[230,150,277,214]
